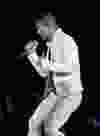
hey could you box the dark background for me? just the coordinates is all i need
[0,2,94,135]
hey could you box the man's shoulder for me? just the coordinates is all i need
[56,28,71,42]
[63,34,77,49]
[57,28,71,39]
[56,28,77,49]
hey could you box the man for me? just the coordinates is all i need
[27,13,83,136]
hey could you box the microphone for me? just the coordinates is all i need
[24,40,38,51]
[16,40,39,59]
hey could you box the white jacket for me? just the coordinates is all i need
[27,28,83,92]
[46,28,83,92]
[47,28,79,73]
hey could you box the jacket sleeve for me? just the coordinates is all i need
[72,46,80,72]
[27,52,49,77]
[71,43,83,92]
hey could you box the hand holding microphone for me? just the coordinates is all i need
[17,40,39,58]
[24,40,38,55]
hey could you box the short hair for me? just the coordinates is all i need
[33,12,56,27]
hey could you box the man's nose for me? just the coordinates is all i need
[37,29,42,34]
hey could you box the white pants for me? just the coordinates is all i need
[28,92,58,136]
[28,78,82,136]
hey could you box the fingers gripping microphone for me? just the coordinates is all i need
[16,41,38,59]
[24,40,38,51]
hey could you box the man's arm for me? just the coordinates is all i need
[24,41,49,77]
[27,53,49,77]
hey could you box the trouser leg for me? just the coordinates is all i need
[44,92,82,136]
[28,92,58,136]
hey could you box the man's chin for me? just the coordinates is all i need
[41,36,47,40]
[41,36,52,42]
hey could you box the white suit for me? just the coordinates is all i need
[27,28,83,136]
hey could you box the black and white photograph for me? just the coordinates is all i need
[0,4,91,136]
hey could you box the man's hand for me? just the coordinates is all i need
[39,58,50,76]
[24,41,38,55]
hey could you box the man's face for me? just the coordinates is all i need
[36,23,49,39]
[36,22,55,41]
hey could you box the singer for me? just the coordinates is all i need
[27,12,83,136]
